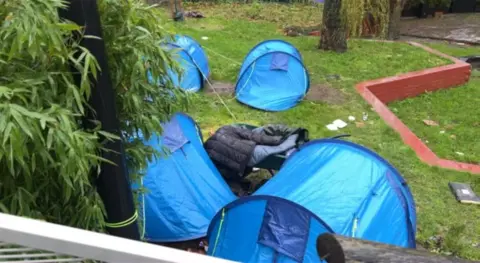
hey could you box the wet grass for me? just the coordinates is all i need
[390,43,480,163]
[158,4,480,259]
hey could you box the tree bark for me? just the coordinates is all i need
[319,0,347,53]
[169,0,184,21]
[317,234,475,263]
[387,0,407,40]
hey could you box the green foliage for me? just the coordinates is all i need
[0,0,105,228]
[97,0,189,185]
[0,0,187,232]
[183,2,322,27]
[423,224,472,257]
[341,0,389,38]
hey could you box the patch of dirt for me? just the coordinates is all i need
[204,81,235,95]
[305,84,347,105]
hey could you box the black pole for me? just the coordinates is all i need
[59,0,140,240]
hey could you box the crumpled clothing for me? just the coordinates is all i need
[204,124,308,181]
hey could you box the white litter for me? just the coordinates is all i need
[201,36,209,40]
[440,130,446,134]
[333,119,348,129]
[326,124,338,131]
[348,116,356,121]
[456,152,465,156]
[362,112,368,121]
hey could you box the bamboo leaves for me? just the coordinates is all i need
[0,0,187,233]
[0,0,104,231]
[98,0,188,187]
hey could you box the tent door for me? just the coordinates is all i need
[257,199,309,262]
[270,53,289,71]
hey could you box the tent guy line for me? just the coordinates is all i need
[192,58,238,120]
[201,44,243,66]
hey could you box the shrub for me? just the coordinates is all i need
[0,0,187,232]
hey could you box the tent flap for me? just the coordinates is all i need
[258,198,309,262]
[270,53,290,71]
[162,116,188,152]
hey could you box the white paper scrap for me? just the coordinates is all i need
[333,119,348,129]
[326,124,338,131]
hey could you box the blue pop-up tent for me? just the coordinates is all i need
[235,40,310,111]
[208,195,334,263]
[208,139,416,262]
[132,113,235,242]
[148,35,209,92]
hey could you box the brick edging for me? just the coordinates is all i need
[355,41,480,174]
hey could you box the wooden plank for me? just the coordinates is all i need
[317,234,475,263]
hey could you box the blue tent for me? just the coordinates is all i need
[235,40,310,111]
[133,113,235,242]
[208,139,416,262]
[208,195,334,263]
[148,35,209,92]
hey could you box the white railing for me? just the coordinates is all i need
[0,212,236,263]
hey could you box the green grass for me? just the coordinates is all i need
[390,43,480,163]
[390,77,480,163]
[160,4,480,259]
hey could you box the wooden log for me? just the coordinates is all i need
[317,234,475,263]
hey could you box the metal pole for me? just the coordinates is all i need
[58,0,140,240]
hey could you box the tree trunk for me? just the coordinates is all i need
[319,0,347,53]
[317,234,475,263]
[169,0,184,21]
[387,0,406,40]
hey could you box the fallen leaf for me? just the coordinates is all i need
[423,119,439,126]
[450,134,457,139]
[356,122,365,128]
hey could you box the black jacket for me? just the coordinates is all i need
[204,124,308,181]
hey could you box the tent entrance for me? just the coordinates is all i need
[236,52,307,111]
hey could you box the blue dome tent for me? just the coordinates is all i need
[208,196,334,263]
[148,35,209,92]
[132,113,235,242]
[235,40,310,111]
[256,139,417,248]
[208,139,416,262]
